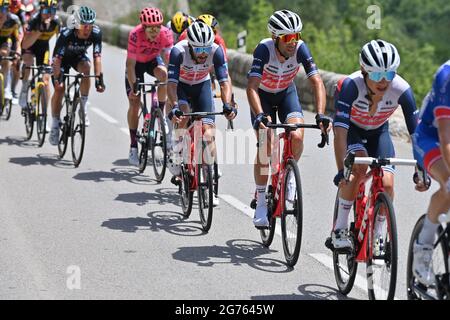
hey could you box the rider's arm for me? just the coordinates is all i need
[246,43,269,116]
[333,78,358,171]
[435,74,450,168]
[438,117,450,169]
[213,46,231,104]
[167,46,183,108]
[298,42,326,115]
[92,27,103,77]
[398,87,419,135]
[160,27,174,66]
[52,32,67,79]
[22,18,40,49]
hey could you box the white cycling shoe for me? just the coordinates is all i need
[331,229,353,251]
[253,205,269,228]
[49,127,60,146]
[413,241,435,287]
[128,147,139,167]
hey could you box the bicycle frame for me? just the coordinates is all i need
[137,82,160,121]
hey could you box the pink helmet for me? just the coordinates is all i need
[140,7,164,26]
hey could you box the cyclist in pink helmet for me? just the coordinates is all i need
[125,7,174,166]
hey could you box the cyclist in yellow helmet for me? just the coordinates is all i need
[20,0,61,112]
[166,11,193,43]
[0,0,22,102]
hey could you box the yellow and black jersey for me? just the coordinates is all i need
[0,13,22,41]
[26,13,62,42]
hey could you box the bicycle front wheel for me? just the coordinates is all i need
[198,164,214,233]
[367,192,397,300]
[58,97,70,159]
[331,190,358,296]
[71,98,86,167]
[36,84,48,147]
[281,159,303,268]
[0,74,4,117]
[407,215,450,300]
[150,107,167,183]
[180,164,194,218]
[260,187,277,248]
[4,98,12,121]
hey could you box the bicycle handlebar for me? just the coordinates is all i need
[265,121,330,149]
[64,73,99,79]
[178,111,227,118]
[25,65,53,74]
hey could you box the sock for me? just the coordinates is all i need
[334,198,354,231]
[256,185,267,207]
[21,80,30,93]
[130,129,138,148]
[80,96,89,112]
[419,215,439,246]
[52,116,60,129]
[158,101,165,110]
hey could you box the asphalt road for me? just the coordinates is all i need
[0,43,436,300]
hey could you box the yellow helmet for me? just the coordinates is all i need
[171,11,192,35]
[0,0,10,10]
[39,0,58,8]
[197,14,219,33]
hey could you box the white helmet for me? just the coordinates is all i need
[187,21,215,47]
[268,10,303,37]
[360,40,400,73]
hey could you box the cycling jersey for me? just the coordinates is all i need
[10,8,27,26]
[248,38,319,94]
[178,29,228,56]
[127,24,173,64]
[334,71,418,134]
[168,40,228,86]
[413,61,450,172]
[53,26,102,60]
[26,12,61,42]
[0,13,22,48]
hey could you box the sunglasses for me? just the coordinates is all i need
[192,46,213,55]
[279,33,301,44]
[41,7,57,15]
[368,71,396,82]
[145,25,162,33]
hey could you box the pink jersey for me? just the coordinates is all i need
[127,25,174,63]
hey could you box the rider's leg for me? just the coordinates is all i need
[153,63,168,109]
[20,53,34,108]
[1,46,12,99]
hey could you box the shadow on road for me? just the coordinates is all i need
[115,187,181,207]
[172,239,290,273]
[101,211,205,237]
[9,153,73,168]
[73,167,157,185]
[251,284,357,300]
[0,136,40,148]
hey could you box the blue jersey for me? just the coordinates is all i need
[416,61,450,138]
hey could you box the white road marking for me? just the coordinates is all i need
[91,107,119,124]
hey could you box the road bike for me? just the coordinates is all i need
[326,153,417,299]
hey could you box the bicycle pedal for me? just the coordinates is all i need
[171,176,181,187]
[325,237,334,251]
[250,199,257,210]
[255,225,270,231]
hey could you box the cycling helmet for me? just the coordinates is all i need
[187,21,214,47]
[39,0,57,8]
[75,6,96,25]
[197,14,219,33]
[360,40,400,73]
[140,7,163,27]
[268,10,303,37]
[0,0,10,10]
[171,11,192,34]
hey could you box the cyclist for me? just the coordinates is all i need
[167,21,237,206]
[9,0,26,102]
[125,7,173,167]
[49,6,105,145]
[9,0,26,25]
[166,11,192,43]
[247,10,328,228]
[0,0,22,102]
[411,61,450,286]
[20,0,61,115]
[331,39,420,250]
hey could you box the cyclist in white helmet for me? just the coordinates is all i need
[330,39,422,250]
[167,21,237,206]
[247,9,329,228]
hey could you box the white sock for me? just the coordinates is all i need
[52,117,60,129]
[334,198,354,231]
[375,214,386,238]
[21,80,30,93]
[80,96,89,112]
[256,185,267,207]
[419,215,439,245]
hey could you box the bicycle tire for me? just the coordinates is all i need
[138,130,149,174]
[36,84,47,147]
[260,185,277,248]
[151,107,167,183]
[281,159,303,268]
[4,98,12,121]
[71,97,86,167]
[198,164,214,232]
[0,74,4,117]
[58,97,70,159]
[180,164,194,218]
[367,192,397,300]
[332,190,358,295]
[407,215,450,300]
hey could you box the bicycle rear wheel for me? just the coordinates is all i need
[407,215,450,300]
[260,186,277,247]
[367,192,397,300]
[150,107,167,183]
[331,190,358,295]
[281,159,303,268]
[0,74,4,117]
[3,98,12,121]
[180,164,194,218]
[71,97,86,167]
[36,85,48,147]
[58,97,70,159]
[198,164,214,232]
[138,128,149,174]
